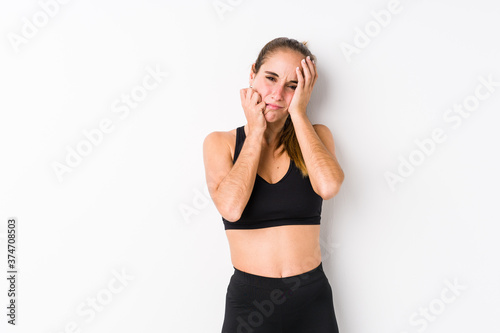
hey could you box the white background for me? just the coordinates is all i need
[1,0,499,332]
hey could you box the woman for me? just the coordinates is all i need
[203,37,345,332]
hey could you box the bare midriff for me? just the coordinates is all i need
[225,224,322,278]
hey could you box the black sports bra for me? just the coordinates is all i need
[222,125,323,230]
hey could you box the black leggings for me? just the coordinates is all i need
[222,262,339,333]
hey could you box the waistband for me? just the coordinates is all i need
[231,262,325,289]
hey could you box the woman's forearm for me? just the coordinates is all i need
[290,113,344,199]
[215,131,264,222]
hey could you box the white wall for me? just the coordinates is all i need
[1,0,499,332]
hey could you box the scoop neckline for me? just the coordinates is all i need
[256,159,293,185]
[240,125,293,185]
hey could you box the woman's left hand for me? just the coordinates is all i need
[288,56,318,117]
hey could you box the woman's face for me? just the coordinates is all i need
[250,49,304,123]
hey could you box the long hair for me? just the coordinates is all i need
[252,37,317,178]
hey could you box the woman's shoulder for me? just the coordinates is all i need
[312,123,330,131]
[312,123,334,138]
[311,123,337,155]
[204,126,239,143]
[203,126,240,161]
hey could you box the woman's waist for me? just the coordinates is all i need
[226,225,322,278]
[231,261,326,289]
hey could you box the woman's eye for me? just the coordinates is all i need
[266,77,296,90]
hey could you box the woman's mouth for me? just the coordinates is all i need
[266,103,281,110]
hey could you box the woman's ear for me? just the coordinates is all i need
[249,63,256,85]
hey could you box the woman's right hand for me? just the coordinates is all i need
[240,88,267,136]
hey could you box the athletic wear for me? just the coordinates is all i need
[222,125,323,230]
[221,262,339,333]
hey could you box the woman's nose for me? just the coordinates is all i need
[272,85,284,100]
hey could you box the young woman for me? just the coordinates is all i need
[203,37,345,332]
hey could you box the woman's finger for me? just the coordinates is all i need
[301,58,312,86]
[251,90,261,105]
[257,100,266,112]
[295,65,304,90]
[240,89,246,103]
[307,57,317,87]
[246,87,253,100]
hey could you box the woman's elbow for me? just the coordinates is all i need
[221,210,241,223]
[217,200,243,222]
[320,174,344,200]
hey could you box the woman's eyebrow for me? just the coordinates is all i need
[264,71,298,84]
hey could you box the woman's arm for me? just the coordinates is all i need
[288,56,344,200]
[203,129,264,222]
[204,88,267,222]
[290,114,344,200]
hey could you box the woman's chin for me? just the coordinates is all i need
[264,112,277,122]
[264,112,288,124]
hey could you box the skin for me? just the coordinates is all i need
[203,49,344,277]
